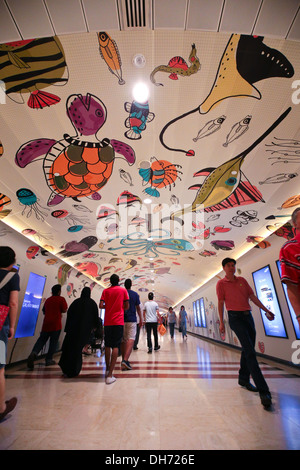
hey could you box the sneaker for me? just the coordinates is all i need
[106,376,116,385]
[148,348,152,354]
[121,360,132,370]
[27,352,37,370]
[154,345,160,351]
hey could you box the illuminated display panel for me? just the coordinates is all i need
[193,301,198,327]
[252,265,288,338]
[199,297,207,328]
[276,260,300,340]
[196,299,202,327]
[15,272,46,338]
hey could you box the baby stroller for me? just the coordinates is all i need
[90,317,104,355]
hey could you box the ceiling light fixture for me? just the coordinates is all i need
[132,82,149,103]
[143,198,152,204]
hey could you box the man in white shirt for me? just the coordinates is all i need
[143,292,162,353]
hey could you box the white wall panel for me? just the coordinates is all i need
[219,0,261,34]
[253,0,300,38]
[0,0,21,43]
[186,0,223,32]
[6,0,54,39]
[45,0,87,35]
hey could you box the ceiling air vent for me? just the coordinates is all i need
[118,0,151,30]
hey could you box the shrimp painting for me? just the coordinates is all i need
[98,32,125,85]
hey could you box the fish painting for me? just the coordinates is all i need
[223,116,252,147]
[193,116,226,141]
[150,44,200,86]
[170,107,291,219]
[0,37,68,108]
[97,32,125,85]
[124,101,155,140]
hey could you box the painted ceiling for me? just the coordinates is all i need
[0,29,300,310]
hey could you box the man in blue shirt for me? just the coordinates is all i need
[121,279,143,370]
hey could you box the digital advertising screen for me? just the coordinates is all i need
[252,265,288,338]
[196,299,202,327]
[193,301,198,327]
[276,260,300,340]
[15,272,47,338]
[199,297,207,328]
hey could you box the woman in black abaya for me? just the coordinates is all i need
[59,287,99,377]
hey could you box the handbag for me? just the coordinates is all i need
[158,323,166,336]
[0,272,16,331]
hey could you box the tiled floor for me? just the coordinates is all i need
[1,329,300,450]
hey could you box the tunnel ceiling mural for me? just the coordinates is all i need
[0,29,299,309]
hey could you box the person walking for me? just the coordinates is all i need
[100,274,129,384]
[59,287,99,377]
[216,257,275,408]
[121,279,143,370]
[27,284,68,370]
[143,292,161,353]
[179,305,188,340]
[167,307,177,339]
[0,247,20,422]
[279,207,300,327]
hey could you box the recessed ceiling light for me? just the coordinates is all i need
[133,82,149,103]
[143,198,152,204]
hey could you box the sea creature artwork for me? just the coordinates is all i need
[97,32,125,85]
[265,137,300,165]
[22,228,53,242]
[0,37,68,108]
[0,192,11,219]
[139,157,183,197]
[266,222,295,240]
[57,264,73,286]
[117,191,142,208]
[26,246,40,259]
[56,236,98,258]
[15,93,135,206]
[150,44,200,86]
[107,230,194,258]
[279,194,300,209]
[96,206,119,220]
[170,107,291,220]
[223,115,252,147]
[259,173,298,184]
[124,100,155,140]
[193,116,226,142]
[74,261,102,278]
[51,209,90,226]
[246,236,271,249]
[119,169,133,186]
[16,188,49,221]
[0,140,3,157]
[159,35,294,156]
[229,210,259,227]
[211,240,235,251]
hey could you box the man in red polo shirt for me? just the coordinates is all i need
[279,207,300,328]
[216,258,274,408]
[100,274,129,384]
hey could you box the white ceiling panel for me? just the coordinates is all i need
[0,0,21,43]
[253,0,300,39]
[287,7,300,41]
[154,0,187,29]
[6,0,54,39]
[219,0,261,34]
[45,0,87,35]
[82,0,120,31]
[186,0,223,32]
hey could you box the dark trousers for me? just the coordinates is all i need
[146,322,158,350]
[32,330,61,361]
[169,323,175,338]
[228,311,269,393]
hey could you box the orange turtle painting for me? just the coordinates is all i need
[15,93,136,206]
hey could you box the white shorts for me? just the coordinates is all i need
[122,322,137,341]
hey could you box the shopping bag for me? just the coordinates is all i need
[0,304,9,331]
[158,323,166,336]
